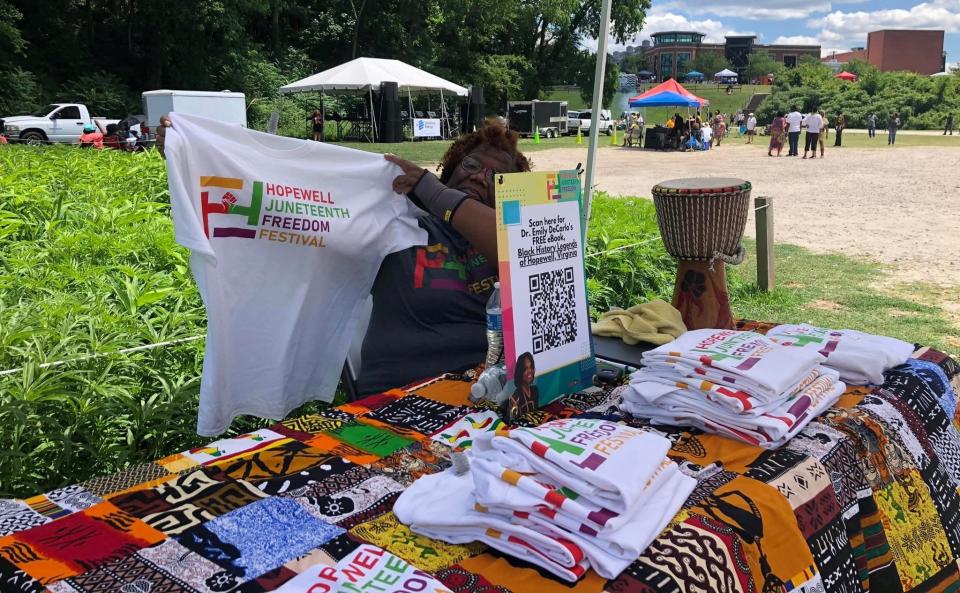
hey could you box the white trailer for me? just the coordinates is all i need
[141,90,247,128]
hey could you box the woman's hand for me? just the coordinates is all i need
[384,153,426,194]
[155,115,172,159]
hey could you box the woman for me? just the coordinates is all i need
[156,118,531,395]
[504,352,539,421]
[768,113,786,157]
[712,113,725,147]
[310,109,324,142]
[78,124,104,149]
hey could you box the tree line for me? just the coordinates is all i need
[0,0,648,130]
[758,57,960,129]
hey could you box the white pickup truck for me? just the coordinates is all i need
[566,109,614,136]
[2,103,120,145]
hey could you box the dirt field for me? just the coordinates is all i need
[529,142,960,287]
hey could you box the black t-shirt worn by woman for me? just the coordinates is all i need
[358,213,497,394]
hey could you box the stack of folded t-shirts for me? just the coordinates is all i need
[395,418,696,581]
[620,328,846,449]
[765,323,915,385]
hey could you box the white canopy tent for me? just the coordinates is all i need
[715,68,738,79]
[280,57,468,141]
[280,57,468,96]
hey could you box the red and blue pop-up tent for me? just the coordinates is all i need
[627,78,709,107]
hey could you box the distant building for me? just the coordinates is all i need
[822,30,945,74]
[641,31,821,81]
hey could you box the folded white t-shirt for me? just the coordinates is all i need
[487,419,671,514]
[394,468,589,582]
[766,324,914,385]
[642,329,825,398]
[165,113,427,435]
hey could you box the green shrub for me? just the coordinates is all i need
[758,61,960,129]
[585,194,676,317]
[61,70,138,116]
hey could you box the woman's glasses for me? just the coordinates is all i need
[459,154,497,177]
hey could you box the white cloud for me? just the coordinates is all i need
[591,10,756,52]
[772,35,823,45]
[810,0,960,49]
[658,0,831,20]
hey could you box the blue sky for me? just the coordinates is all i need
[590,0,960,70]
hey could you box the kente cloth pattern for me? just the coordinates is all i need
[2,322,959,593]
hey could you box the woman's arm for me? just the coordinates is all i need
[385,154,498,264]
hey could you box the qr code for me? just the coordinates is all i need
[529,267,577,354]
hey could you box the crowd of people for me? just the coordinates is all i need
[766,108,901,157]
[617,106,942,157]
[78,119,150,150]
[641,109,758,151]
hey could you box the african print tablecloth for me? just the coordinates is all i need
[2,320,960,593]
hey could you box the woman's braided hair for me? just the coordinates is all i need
[438,122,531,184]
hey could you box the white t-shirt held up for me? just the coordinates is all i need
[164,113,426,435]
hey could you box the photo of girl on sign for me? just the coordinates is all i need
[501,352,539,423]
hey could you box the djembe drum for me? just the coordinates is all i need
[652,178,751,330]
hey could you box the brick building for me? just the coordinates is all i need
[867,30,945,74]
[822,30,945,74]
[642,31,821,81]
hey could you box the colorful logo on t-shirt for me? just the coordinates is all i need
[200,176,351,249]
[690,330,773,370]
[414,242,496,294]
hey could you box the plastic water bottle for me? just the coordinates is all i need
[470,363,507,403]
[484,282,503,368]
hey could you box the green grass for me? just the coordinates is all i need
[728,240,960,355]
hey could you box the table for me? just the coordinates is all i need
[2,320,960,593]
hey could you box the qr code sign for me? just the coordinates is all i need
[529,267,577,354]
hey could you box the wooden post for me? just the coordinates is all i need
[755,196,774,291]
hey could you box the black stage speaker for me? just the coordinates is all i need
[460,86,485,134]
[378,81,402,143]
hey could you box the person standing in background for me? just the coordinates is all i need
[768,112,786,157]
[833,111,845,147]
[785,107,803,156]
[867,113,877,138]
[802,110,823,159]
[817,110,828,157]
[310,109,324,142]
[745,113,757,144]
[945,113,954,136]
[888,112,900,145]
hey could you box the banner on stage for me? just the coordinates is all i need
[494,170,595,415]
[413,118,441,137]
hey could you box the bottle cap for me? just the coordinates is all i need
[494,281,500,289]
[470,382,485,398]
